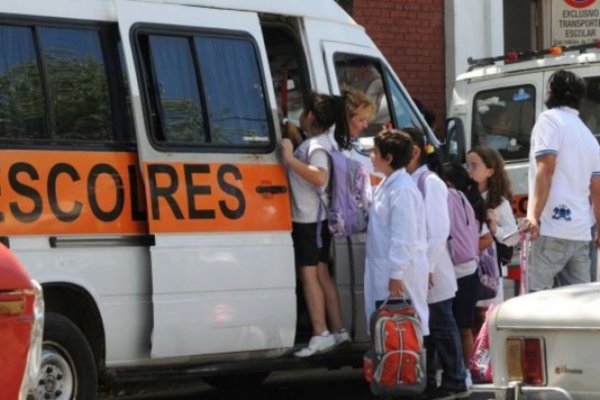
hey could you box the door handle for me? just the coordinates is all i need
[255,185,288,194]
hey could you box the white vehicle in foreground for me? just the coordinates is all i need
[480,282,600,400]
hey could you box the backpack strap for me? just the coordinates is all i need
[416,170,433,197]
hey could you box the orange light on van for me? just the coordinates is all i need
[506,337,546,386]
[549,46,563,56]
[505,52,519,62]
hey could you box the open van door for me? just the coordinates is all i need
[116,0,295,358]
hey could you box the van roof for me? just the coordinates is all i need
[456,49,600,82]
[6,0,357,27]
[151,0,356,24]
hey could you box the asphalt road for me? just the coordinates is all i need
[101,368,495,400]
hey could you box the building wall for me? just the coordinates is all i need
[351,0,446,133]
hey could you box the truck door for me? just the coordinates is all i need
[116,0,295,358]
[465,75,542,218]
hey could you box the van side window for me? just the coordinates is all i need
[581,77,600,142]
[472,85,535,162]
[384,69,425,130]
[39,27,112,142]
[138,31,272,150]
[0,25,45,140]
[334,54,391,137]
[0,23,133,146]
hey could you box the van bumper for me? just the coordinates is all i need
[472,382,574,400]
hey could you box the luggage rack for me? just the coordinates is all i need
[467,40,600,70]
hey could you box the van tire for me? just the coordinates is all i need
[37,312,98,400]
[203,371,270,389]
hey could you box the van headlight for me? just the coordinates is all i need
[506,337,546,386]
[19,280,44,400]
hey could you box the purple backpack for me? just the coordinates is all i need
[317,146,371,239]
[417,171,479,265]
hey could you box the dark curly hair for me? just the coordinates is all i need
[545,69,586,110]
[374,129,414,170]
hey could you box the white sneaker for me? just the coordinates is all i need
[294,331,336,358]
[333,329,351,347]
[465,369,473,389]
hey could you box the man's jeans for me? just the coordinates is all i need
[527,235,591,292]
[425,298,466,390]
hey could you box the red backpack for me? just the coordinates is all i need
[363,300,426,396]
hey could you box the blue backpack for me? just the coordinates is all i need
[417,171,479,265]
[316,145,371,241]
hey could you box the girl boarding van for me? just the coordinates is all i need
[0,0,432,397]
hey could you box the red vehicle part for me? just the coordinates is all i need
[0,244,43,399]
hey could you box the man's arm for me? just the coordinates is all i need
[527,154,556,240]
[591,176,600,248]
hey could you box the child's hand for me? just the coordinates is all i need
[388,279,404,298]
[280,138,294,164]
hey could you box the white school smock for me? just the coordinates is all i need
[365,168,429,335]
[412,165,458,304]
[483,192,519,247]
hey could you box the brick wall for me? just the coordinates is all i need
[351,0,446,135]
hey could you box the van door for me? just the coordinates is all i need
[116,0,295,358]
[466,75,542,217]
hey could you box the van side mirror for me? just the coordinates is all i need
[444,117,466,164]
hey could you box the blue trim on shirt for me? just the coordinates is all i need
[534,149,558,157]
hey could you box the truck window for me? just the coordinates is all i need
[581,77,600,142]
[0,23,133,146]
[137,31,273,151]
[472,85,535,162]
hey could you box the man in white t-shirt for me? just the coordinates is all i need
[526,70,600,292]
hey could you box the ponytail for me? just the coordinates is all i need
[403,127,442,175]
[333,95,351,150]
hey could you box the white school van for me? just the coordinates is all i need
[0,0,431,398]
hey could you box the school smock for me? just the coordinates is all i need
[528,106,600,241]
[482,192,519,247]
[411,165,457,304]
[365,168,429,335]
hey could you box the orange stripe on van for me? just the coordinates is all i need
[142,162,291,233]
[0,150,147,235]
[0,150,291,235]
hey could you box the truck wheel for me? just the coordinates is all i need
[204,371,270,389]
[35,312,98,400]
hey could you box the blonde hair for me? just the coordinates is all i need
[333,88,375,150]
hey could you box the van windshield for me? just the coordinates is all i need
[471,85,535,162]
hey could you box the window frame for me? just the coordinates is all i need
[0,16,134,151]
[132,24,276,154]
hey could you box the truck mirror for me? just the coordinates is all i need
[444,117,466,164]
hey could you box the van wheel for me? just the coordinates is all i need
[204,371,270,389]
[35,312,98,400]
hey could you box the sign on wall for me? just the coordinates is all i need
[552,0,600,45]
